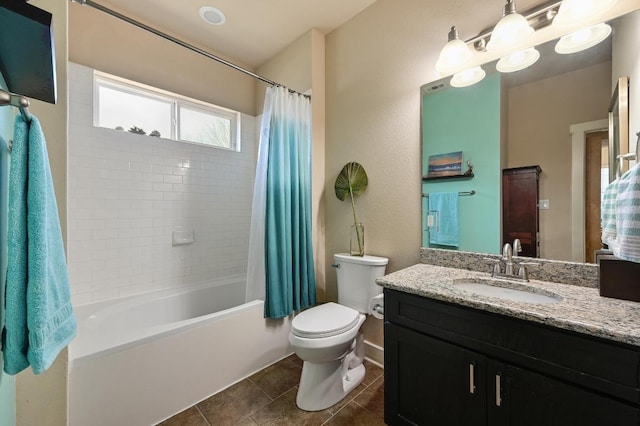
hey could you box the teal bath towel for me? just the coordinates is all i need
[428,192,459,247]
[1,136,9,361]
[2,115,76,375]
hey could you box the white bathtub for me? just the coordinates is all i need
[68,276,292,426]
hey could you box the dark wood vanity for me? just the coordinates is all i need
[384,288,640,425]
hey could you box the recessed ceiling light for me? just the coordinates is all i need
[199,6,226,26]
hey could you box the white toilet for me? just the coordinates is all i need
[289,253,389,411]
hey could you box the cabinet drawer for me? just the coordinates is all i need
[385,289,640,404]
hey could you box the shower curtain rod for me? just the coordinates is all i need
[71,0,310,99]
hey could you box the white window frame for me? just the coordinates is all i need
[93,71,241,151]
[177,99,239,149]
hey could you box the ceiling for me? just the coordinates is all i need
[94,0,378,68]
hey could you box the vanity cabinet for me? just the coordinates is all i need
[384,289,640,426]
[486,359,638,426]
[385,323,486,425]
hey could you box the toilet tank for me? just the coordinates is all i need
[334,253,389,313]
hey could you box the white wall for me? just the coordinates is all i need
[68,63,258,305]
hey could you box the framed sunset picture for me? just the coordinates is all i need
[427,151,463,177]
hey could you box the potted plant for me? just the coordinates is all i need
[335,162,368,256]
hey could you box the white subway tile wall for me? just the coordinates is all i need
[68,63,257,305]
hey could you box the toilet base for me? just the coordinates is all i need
[295,358,366,411]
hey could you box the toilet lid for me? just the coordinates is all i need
[291,302,361,338]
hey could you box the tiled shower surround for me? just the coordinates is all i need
[68,63,257,305]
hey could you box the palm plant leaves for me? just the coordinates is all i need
[335,162,368,255]
[335,162,368,201]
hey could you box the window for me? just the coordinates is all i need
[96,81,173,138]
[179,103,234,148]
[94,72,240,151]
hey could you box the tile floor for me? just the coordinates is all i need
[158,354,385,426]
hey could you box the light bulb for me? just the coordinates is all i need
[450,66,486,88]
[496,47,540,73]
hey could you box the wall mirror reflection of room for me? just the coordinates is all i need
[421,9,640,263]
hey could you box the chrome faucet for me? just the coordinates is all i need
[485,239,537,282]
[502,243,514,275]
[513,238,522,256]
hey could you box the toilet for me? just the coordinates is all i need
[289,253,389,411]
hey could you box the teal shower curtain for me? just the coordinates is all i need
[260,86,315,319]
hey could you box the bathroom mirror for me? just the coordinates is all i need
[608,76,629,183]
[421,8,640,263]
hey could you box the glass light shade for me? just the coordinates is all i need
[450,66,486,88]
[496,47,540,73]
[555,23,612,54]
[486,12,534,52]
[553,0,617,27]
[435,38,473,74]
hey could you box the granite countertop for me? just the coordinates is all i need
[377,263,640,347]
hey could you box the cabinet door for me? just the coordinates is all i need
[488,360,640,426]
[385,322,486,426]
[502,166,540,257]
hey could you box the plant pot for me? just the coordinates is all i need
[350,223,365,256]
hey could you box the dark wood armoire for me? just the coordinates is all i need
[502,166,541,258]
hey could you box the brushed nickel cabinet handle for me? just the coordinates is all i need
[469,364,476,394]
[496,374,502,407]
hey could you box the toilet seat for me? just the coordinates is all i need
[291,302,360,339]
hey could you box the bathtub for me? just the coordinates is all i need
[68,275,292,426]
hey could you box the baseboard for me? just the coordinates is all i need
[364,340,384,368]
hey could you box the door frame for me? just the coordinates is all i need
[570,119,608,262]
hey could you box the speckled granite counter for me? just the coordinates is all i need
[420,247,599,288]
[376,263,640,347]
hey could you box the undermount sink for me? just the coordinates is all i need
[451,278,562,304]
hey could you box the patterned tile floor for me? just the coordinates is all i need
[158,355,385,426]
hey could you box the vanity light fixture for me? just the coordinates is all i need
[434,0,618,86]
[434,1,558,78]
[435,26,474,75]
[450,66,486,88]
[552,0,617,27]
[555,22,612,54]
[486,0,534,52]
[496,47,540,73]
